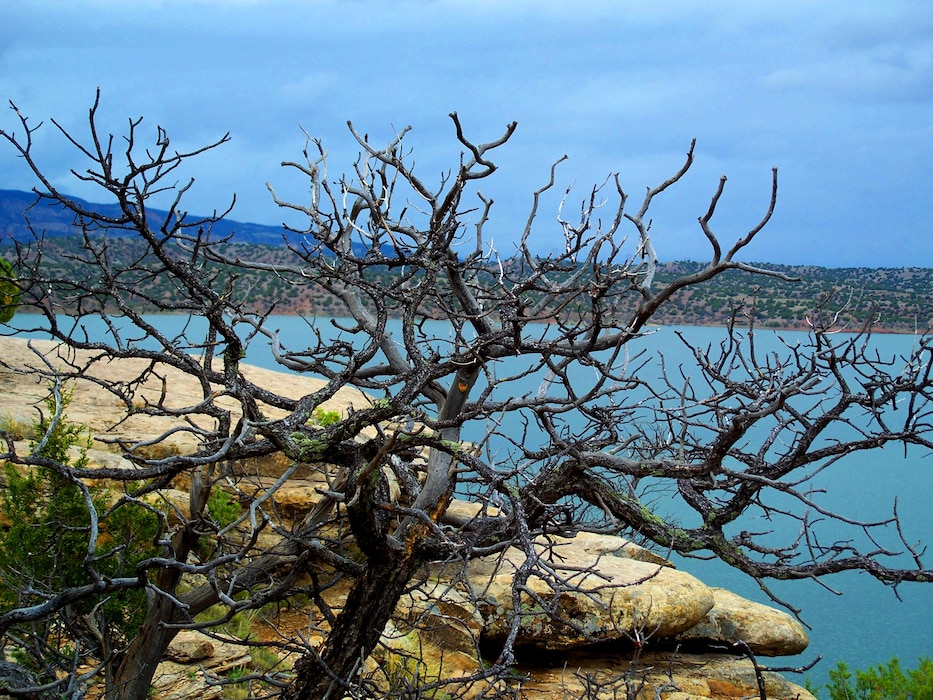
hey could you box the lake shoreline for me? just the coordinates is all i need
[8,310,926,336]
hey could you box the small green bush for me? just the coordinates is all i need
[311,407,341,427]
[0,387,161,671]
[207,487,241,528]
[0,258,20,324]
[222,666,251,700]
[813,656,933,699]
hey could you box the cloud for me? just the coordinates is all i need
[763,44,933,103]
[277,72,341,102]
[1,0,931,266]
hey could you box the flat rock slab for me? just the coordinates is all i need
[152,630,252,700]
[0,336,366,455]
[468,534,715,650]
[676,587,810,656]
[520,649,816,700]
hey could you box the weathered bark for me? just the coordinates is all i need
[108,591,184,700]
[283,554,420,700]
[108,525,197,700]
[283,363,477,697]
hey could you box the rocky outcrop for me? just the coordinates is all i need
[468,534,715,649]
[454,532,812,698]
[346,530,815,699]
[0,337,815,700]
[520,649,816,700]
[141,532,815,699]
[150,631,253,700]
[676,587,810,656]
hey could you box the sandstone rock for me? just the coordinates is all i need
[144,488,193,521]
[676,587,810,656]
[255,477,331,514]
[441,499,502,526]
[164,630,215,663]
[0,336,367,453]
[151,633,252,700]
[551,530,674,567]
[397,580,485,658]
[519,649,816,700]
[84,447,136,472]
[468,535,715,650]
[376,619,483,687]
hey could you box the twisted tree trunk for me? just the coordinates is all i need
[283,554,420,700]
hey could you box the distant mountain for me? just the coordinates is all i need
[1,189,930,332]
[0,188,289,247]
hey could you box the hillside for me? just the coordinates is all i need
[650,262,931,332]
[0,189,929,332]
[0,188,290,247]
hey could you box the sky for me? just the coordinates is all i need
[1,0,931,268]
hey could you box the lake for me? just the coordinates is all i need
[9,313,932,688]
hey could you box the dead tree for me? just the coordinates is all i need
[0,91,931,699]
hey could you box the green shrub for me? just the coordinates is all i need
[222,666,251,700]
[207,486,241,528]
[0,258,19,323]
[250,644,283,672]
[813,656,933,699]
[194,602,257,641]
[311,407,341,427]
[0,387,162,670]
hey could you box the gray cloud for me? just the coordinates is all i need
[1,0,930,266]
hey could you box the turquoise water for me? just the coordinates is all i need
[9,315,932,687]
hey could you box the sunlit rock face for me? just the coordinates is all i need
[467,534,716,649]
[676,586,810,656]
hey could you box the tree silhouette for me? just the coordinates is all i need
[1,91,931,699]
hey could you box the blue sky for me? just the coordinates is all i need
[1,0,931,267]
